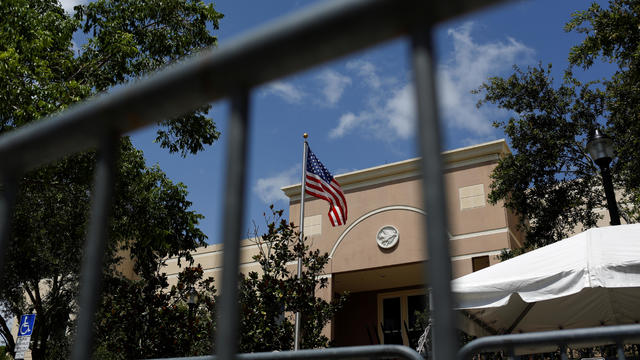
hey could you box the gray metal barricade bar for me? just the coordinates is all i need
[457,323,640,360]
[0,174,18,282]
[0,1,529,359]
[71,132,120,360]
[559,343,568,360]
[618,342,626,359]
[412,27,457,360]
[215,91,251,359]
[148,344,423,360]
[0,0,505,176]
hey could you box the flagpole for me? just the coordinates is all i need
[294,133,308,351]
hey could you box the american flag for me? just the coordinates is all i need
[305,146,348,226]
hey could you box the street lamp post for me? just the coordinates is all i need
[586,128,621,226]
[187,287,199,319]
[187,287,199,354]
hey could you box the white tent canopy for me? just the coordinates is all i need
[452,224,640,337]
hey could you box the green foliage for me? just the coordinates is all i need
[94,207,346,357]
[0,0,222,358]
[476,64,603,252]
[93,265,217,359]
[73,0,223,156]
[565,0,640,222]
[476,0,640,256]
[238,206,347,352]
[0,0,86,127]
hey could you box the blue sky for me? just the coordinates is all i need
[61,0,610,244]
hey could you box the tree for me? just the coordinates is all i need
[93,265,217,359]
[565,0,640,221]
[475,0,640,255]
[95,207,346,357]
[238,207,347,352]
[0,0,223,358]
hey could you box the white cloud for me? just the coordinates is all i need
[330,112,363,138]
[330,22,533,141]
[329,85,416,141]
[385,84,415,139]
[262,81,305,104]
[346,60,381,89]
[60,0,89,13]
[437,22,534,135]
[316,69,351,106]
[330,62,414,140]
[253,164,299,204]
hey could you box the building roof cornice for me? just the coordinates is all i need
[281,139,510,200]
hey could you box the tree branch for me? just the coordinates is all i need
[68,52,115,84]
[24,285,37,309]
[0,314,15,355]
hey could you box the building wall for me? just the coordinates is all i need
[162,240,273,287]
[279,139,518,346]
[282,139,514,280]
[163,139,520,347]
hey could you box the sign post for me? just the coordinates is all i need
[14,314,36,360]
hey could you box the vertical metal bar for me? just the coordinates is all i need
[215,91,250,360]
[617,341,626,360]
[295,137,308,351]
[411,27,458,360]
[71,132,119,360]
[0,173,19,278]
[560,343,568,360]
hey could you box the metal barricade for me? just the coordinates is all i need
[148,344,423,360]
[2,0,639,359]
[458,323,640,360]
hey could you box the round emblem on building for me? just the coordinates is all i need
[376,225,399,249]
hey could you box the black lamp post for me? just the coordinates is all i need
[187,287,199,354]
[187,287,199,320]
[586,128,621,225]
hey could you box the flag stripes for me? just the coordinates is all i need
[305,146,347,226]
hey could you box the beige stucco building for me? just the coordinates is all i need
[163,139,525,347]
[8,138,625,356]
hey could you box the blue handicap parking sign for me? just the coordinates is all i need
[18,314,36,337]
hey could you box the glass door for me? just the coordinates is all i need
[381,297,403,344]
[378,289,427,346]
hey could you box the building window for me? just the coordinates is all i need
[459,184,486,210]
[377,289,427,347]
[472,255,490,272]
[303,214,322,236]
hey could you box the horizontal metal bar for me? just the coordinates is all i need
[458,324,640,360]
[0,0,506,175]
[147,344,423,360]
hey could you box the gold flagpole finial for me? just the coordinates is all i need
[303,133,308,139]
